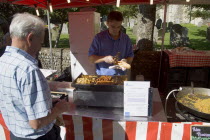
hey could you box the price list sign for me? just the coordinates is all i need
[191,125,210,140]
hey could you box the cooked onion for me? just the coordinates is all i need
[178,93,210,114]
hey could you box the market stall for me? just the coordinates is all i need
[1,81,210,140]
[159,49,210,94]
[1,113,210,140]
[1,1,210,140]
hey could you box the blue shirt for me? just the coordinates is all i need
[89,30,134,75]
[0,46,54,139]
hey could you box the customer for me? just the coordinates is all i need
[0,23,10,57]
[0,13,70,140]
[88,11,134,75]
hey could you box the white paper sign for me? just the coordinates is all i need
[124,81,150,116]
[40,69,57,78]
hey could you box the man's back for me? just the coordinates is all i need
[0,46,53,139]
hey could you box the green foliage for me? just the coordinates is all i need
[57,34,70,48]
[94,5,139,19]
[0,3,35,24]
[191,10,210,20]
[192,5,210,11]
[0,3,79,24]
[93,5,115,17]
[191,4,210,19]
[50,8,79,24]
[115,5,139,18]
[126,28,136,44]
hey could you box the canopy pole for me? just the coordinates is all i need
[46,9,53,70]
[161,3,167,51]
[157,3,168,90]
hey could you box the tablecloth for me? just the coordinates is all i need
[165,49,210,68]
[1,113,210,140]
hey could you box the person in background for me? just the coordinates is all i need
[100,21,107,31]
[0,23,10,57]
[0,33,9,57]
[51,24,59,47]
[0,13,70,140]
[44,25,49,47]
[121,25,126,34]
[88,11,134,75]
[100,16,107,31]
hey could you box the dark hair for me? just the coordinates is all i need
[1,24,9,34]
[107,11,123,22]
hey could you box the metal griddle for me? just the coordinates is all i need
[71,74,127,92]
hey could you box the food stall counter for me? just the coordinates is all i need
[64,88,167,122]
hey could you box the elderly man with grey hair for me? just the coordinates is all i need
[0,13,70,140]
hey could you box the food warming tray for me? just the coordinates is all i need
[71,74,127,91]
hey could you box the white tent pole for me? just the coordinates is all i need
[161,3,167,51]
[46,9,53,70]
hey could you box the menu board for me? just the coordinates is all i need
[191,125,210,140]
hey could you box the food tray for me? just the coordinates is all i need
[71,74,127,91]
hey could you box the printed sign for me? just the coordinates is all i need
[124,81,150,116]
[191,125,210,140]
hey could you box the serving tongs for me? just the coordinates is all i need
[165,87,182,118]
[113,52,121,65]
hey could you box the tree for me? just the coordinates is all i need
[136,5,156,51]
[94,5,138,26]
[0,3,37,46]
[115,5,139,27]
[0,3,80,48]
[115,5,139,19]
[50,8,79,48]
[0,3,36,24]
[191,5,210,19]
[94,5,115,17]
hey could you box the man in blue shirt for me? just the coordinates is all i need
[88,11,134,75]
[0,13,70,140]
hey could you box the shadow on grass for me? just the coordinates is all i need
[58,38,70,48]
[191,29,206,37]
[130,38,136,45]
[190,39,210,50]
[155,44,173,50]
[156,39,210,50]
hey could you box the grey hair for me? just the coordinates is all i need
[10,13,45,39]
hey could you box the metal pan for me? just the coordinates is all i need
[174,87,210,120]
[71,74,127,92]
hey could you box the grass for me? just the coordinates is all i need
[126,28,137,45]
[59,24,210,50]
[57,34,70,48]
[58,29,137,48]
[156,23,210,50]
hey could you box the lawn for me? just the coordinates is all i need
[57,34,70,48]
[59,24,210,50]
[155,23,210,50]
[126,28,137,45]
[58,28,137,48]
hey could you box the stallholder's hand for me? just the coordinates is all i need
[54,99,70,114]
[118,59,131,69]
[104,55,115,64]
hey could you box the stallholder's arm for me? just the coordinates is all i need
[89,55,133,69]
